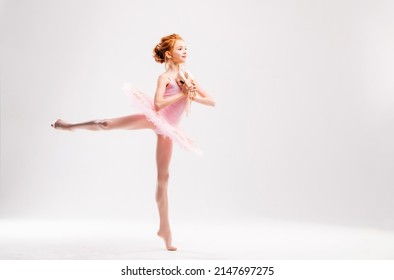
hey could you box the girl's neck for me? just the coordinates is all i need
[166,62,182,74]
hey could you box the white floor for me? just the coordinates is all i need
[0,218,393,260]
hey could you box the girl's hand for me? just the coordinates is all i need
[181,83,190,95]
[176,79,188,94]
[178,80,196,97]
[188,82,197,100]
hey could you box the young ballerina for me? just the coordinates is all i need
[51,33,215,251]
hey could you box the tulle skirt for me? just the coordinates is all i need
[122,83,202,156]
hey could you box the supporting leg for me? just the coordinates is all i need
[155,135,176,251]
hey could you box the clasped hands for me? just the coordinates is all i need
[176,71,197,100]
[180,82,197,100]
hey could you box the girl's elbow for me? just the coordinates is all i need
[201,97,215,107]
[154,102,163,111]
[202,100,215,107]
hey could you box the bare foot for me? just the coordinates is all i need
[157,230,177,251]
[51,119,72,131]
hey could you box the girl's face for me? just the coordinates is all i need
[168,40,187,64]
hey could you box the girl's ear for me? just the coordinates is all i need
[165,51,172,59]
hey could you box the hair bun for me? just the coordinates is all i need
[152,34,183,64]
[153,44,165,64]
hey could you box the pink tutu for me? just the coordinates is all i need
[122,81,202,156]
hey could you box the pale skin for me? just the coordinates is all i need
[51,39,215,251]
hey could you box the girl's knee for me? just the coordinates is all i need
[157,172,169,183]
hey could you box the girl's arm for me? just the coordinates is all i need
[190,79,215,107]
[154,75,186,111]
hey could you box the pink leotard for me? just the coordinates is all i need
[122,77,201,156]
[158,77,187,127]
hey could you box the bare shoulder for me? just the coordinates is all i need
[157,73,169,90]
[157,73,170,85]
[159,73,171,81]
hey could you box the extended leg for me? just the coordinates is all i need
[51,114,155,131]
[155,135,176,251]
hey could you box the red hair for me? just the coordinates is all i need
[153,34,184,64]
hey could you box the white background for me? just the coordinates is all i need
[1,0,394,231]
